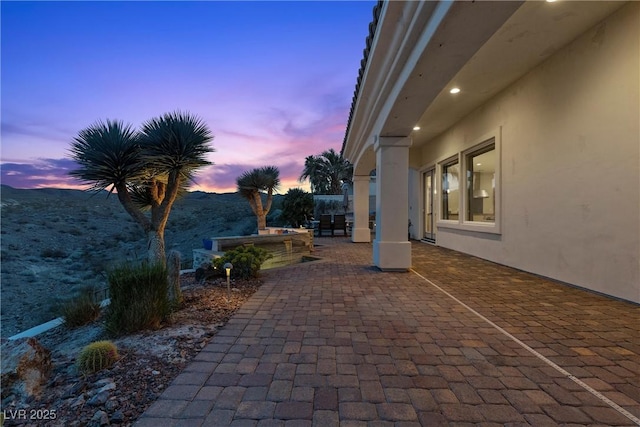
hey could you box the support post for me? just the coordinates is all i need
[373,136,412,271]
[351,175,372,243]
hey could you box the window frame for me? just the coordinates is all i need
[439,155,461,223]
[463,140,496,225]
[436,128,502,235]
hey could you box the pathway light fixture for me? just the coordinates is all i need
[224,262,233,301]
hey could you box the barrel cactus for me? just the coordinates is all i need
[77,341,119,374]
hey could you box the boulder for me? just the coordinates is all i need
[2,338,52,396]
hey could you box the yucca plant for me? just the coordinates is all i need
[69,111,214,264]
[237,166,280,231]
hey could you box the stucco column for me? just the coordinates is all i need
[351,175,371,243]
[373,136,412,270]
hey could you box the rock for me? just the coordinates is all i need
[88,379,114,397]
[104,399,118,412]
[1,338,31,376]
[110,410,124,424]
[94,378,114,388]
[88,390,110,406]
[15,338,52,397]
[70,394,86,408]
[90,410,109,426]
[62,380,86,398]
[96,382,116,394]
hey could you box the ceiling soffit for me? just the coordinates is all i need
[379,1,524,138]
[410,0,626,146]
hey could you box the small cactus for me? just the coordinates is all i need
[77,341,119,374]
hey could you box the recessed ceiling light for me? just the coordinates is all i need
[476,163,482,166]
[450,87,461,94]
[413,126,420,131]
[546,0,557,2]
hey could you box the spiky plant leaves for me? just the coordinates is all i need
[69,111,215,263]
[237,166,280,194]
[138,111,214,180]
[69,119,144,192]
[236,166,281,230]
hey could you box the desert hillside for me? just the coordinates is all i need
[0,185,283,337]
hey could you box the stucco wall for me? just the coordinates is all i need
[417,3,639,302]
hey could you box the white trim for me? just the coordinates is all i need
[420,165,438,241]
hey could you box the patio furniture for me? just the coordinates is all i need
[333,214,348,237]
[318,214,333,237]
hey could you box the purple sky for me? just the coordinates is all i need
[1,1,375,193]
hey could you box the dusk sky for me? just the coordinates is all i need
[1,1,376,193]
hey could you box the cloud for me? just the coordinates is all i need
[191,160,308,194]
[1,158,86,189]
[0,156,309,195]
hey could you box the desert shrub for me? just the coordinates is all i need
[214,245,271,280]
[105,261,170,336]
[77,341,119,374]
[60,290,101,328]
[67,227,83,236]
[40,248,67,259]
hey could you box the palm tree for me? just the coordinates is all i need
[69,111,214,263]
[300,155,326,194]
[299,148,353,195]
[237,166,280,231]
[280,188,314,228]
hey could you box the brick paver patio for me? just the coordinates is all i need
[136,238,640,426]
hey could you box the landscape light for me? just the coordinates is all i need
[224,262,233,301]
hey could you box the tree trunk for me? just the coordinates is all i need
[167,250,183,307]
[253,192,267,230]
[147,229,165,264]
[257,214,267,230]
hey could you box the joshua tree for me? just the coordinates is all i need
[69,111,214,263]
[299,148,353,195]
[236,166,280,231]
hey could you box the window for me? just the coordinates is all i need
[435,128,501,235]
[465,143,495,223]
[441,159,459,221]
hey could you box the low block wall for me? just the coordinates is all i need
[193,230,314,270]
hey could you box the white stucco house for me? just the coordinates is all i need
[342,1,639,303]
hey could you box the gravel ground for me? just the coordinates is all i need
[1,274,262,426]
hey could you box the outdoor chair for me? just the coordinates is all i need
[333,214,347,237]
[318,214,333,237]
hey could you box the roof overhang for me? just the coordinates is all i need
[343,0,626,168]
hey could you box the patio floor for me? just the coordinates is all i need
[136,238,640,426]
